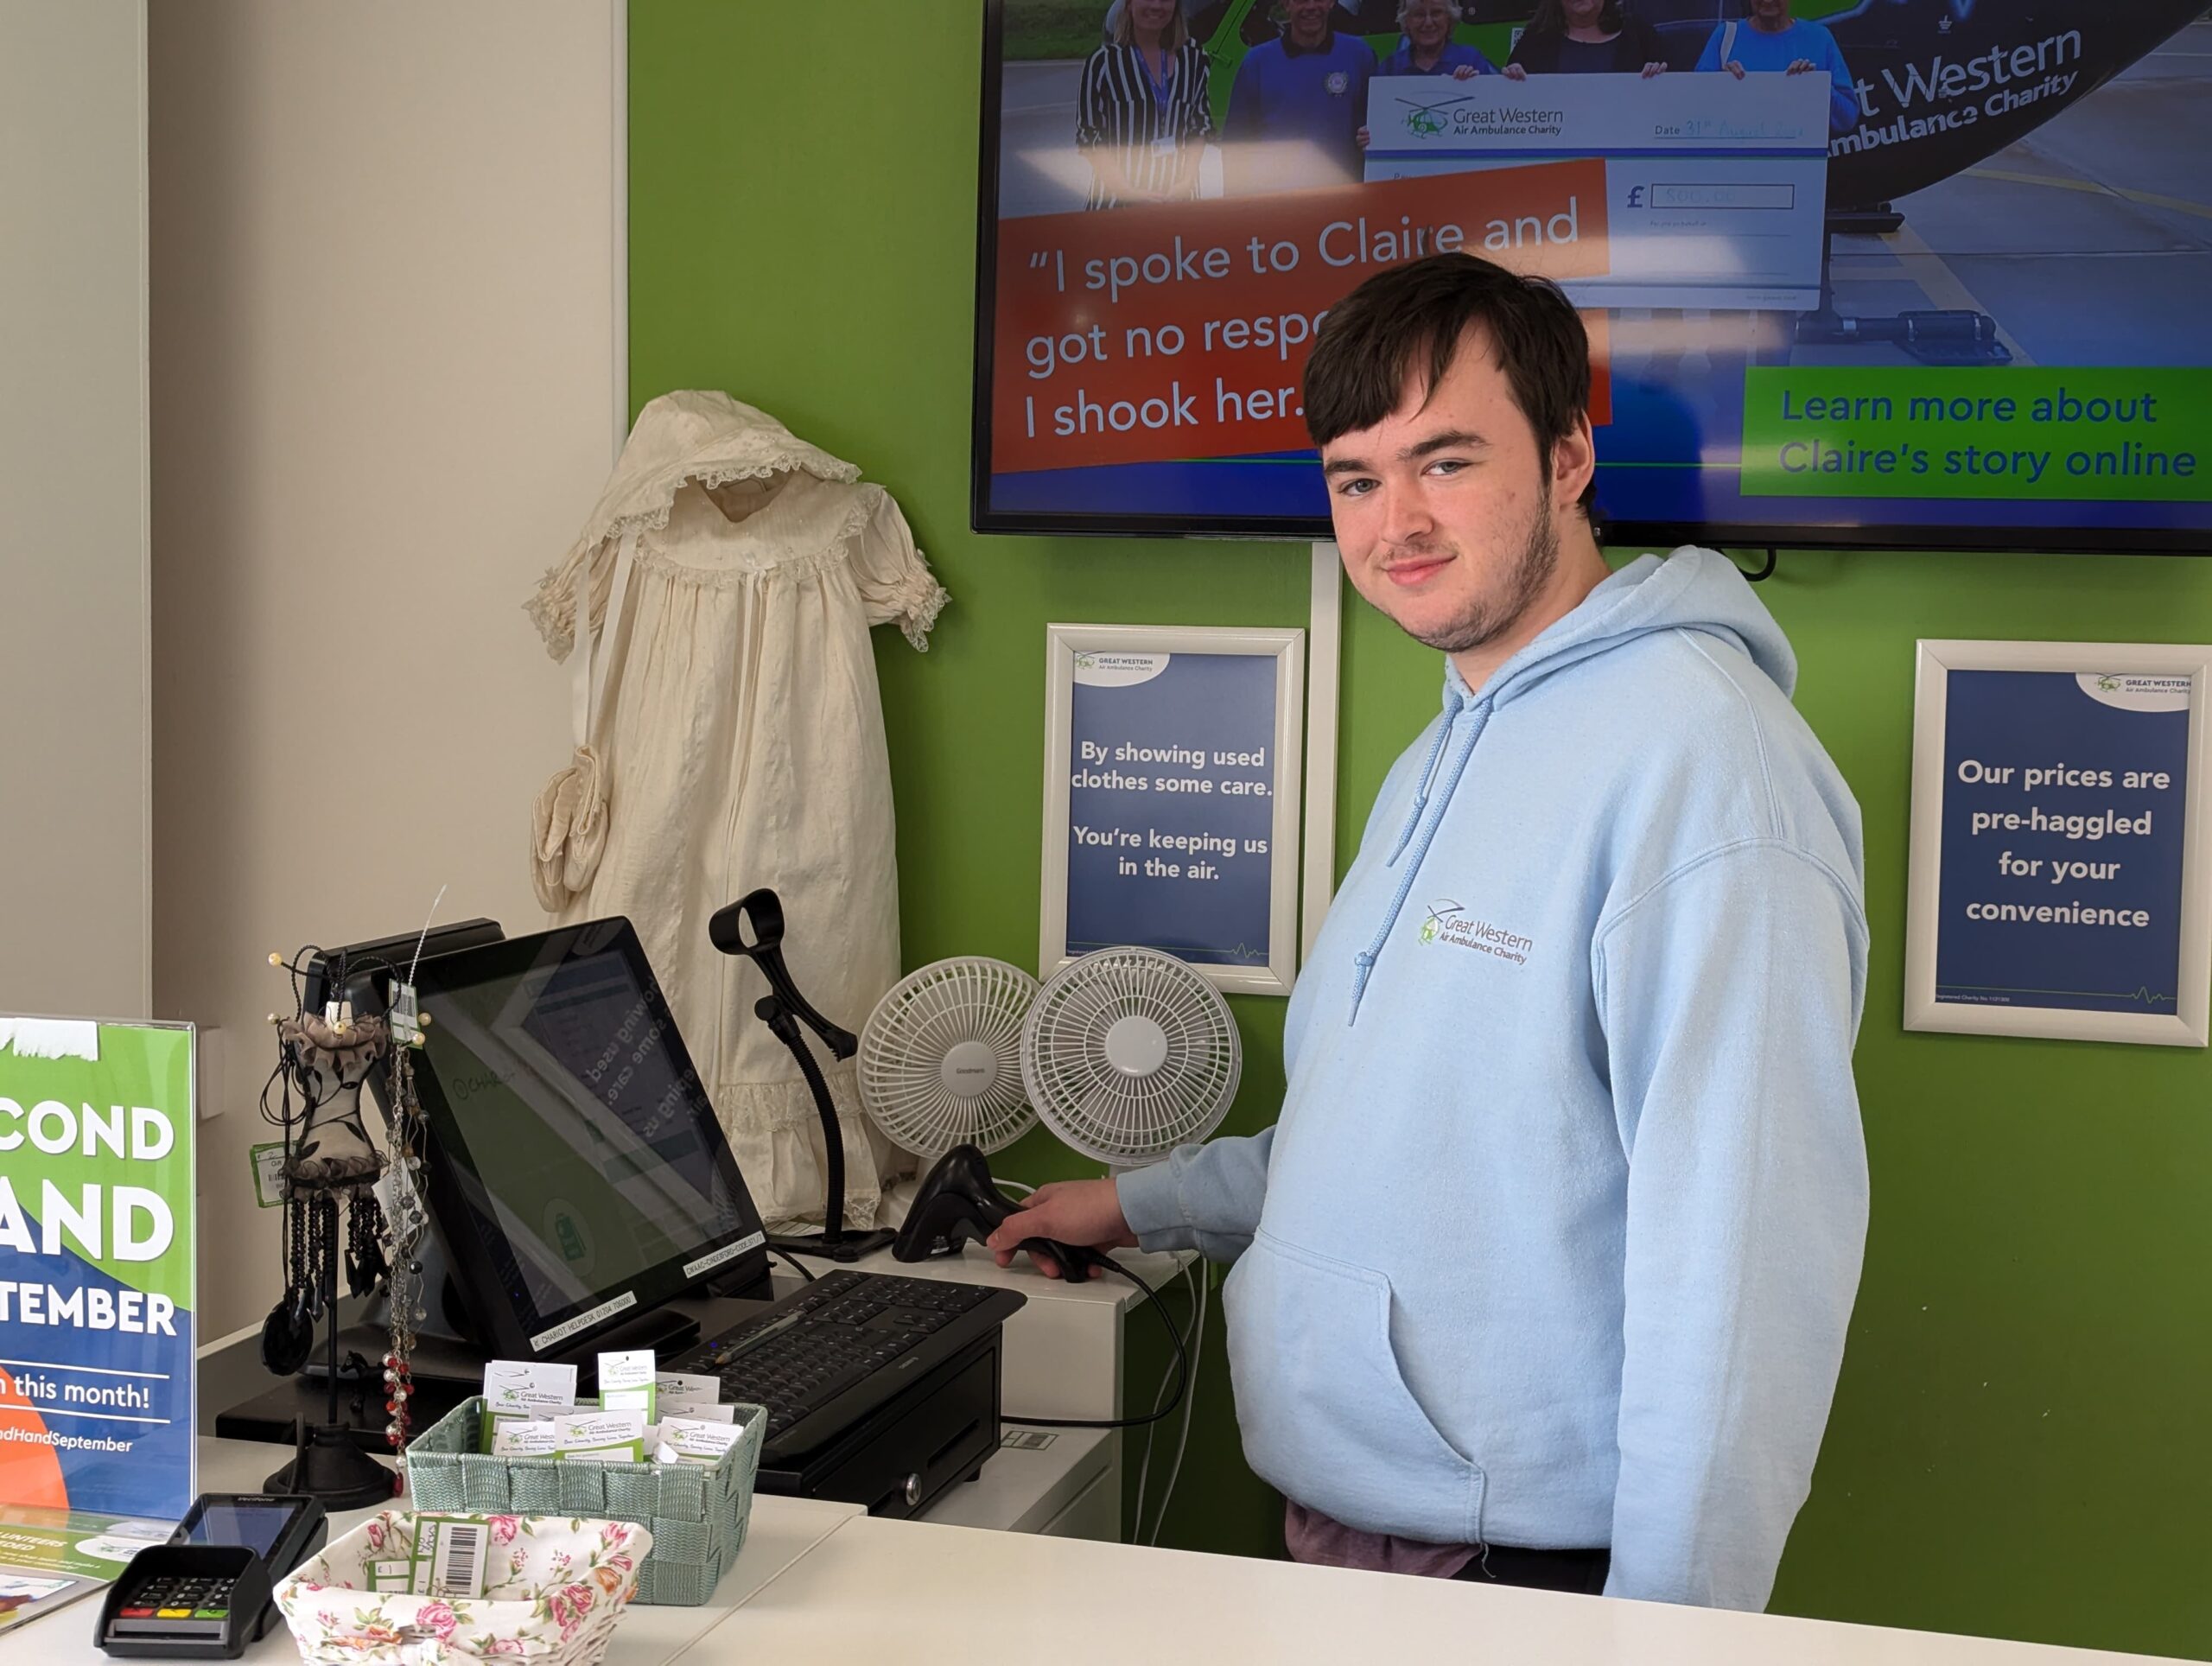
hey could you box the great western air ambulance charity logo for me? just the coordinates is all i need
[1399,95,1464,137]
[1419,900,1534,965]
[1325,71,1349,96]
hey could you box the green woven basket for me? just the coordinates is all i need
[403,1396,765,1606]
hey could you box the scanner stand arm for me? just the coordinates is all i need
[711,887,893,1264]
[753,993,895,1264]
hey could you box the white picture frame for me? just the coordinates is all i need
[1041,624,1305,996]
[1904,638,2212,1047]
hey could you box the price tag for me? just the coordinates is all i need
[410,1517,488,1599]
[249,1141,287,1208]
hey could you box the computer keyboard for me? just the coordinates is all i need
[669,1269,1001,1452]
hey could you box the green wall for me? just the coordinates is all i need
[628,7,2210,1656]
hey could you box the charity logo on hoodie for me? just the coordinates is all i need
[1416,900,1534,964]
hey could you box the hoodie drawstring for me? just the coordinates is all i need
[1351,696,1492,1021]
[1385,687,1464,868]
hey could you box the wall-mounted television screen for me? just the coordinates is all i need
[972,0,2209,551]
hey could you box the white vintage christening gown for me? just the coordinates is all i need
[526,391,944,1229]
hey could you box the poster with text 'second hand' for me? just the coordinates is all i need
[0,1020,195,1520]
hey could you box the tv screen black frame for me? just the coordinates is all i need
[967,1,2205,556]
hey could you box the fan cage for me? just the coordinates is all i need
[1022,947,1241,1165]
[857,957,1039,1156]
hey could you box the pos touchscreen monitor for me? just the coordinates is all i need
[405,918,769,1361]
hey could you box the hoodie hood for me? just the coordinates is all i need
[1453,548,1796,714]
[1360,548,1802,1015]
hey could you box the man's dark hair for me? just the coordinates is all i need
[1303,251,1597,518]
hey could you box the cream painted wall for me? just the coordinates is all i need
[0,1,150,1021]
[150,4,619,1339]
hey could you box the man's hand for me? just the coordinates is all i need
[983,1179,1136,1279]
[1784,58,1815,74]
[1502,62,1529,80]
[1724,60,1746,78]
[1639,61,1668,78]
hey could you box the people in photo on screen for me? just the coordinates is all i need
[1694,0,1858,132]
[1499,1,1675,366]
[987,253,1867,1611]
[1381,0,1497,77]
[1079,0,1215,208]
[1222,0,1378,194]
[1690,0,1854,366]
[1194,0,1395,48]
[1357,0,1497,152]
[1502,0,1669,79]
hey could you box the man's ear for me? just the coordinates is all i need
[1552,411,1597,517]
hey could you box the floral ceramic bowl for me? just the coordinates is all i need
[274,1510,652,1664]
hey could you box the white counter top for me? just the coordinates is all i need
[0,1438,861,1666]
[671,1514,2167,1666]
[10,1447,2169,1666]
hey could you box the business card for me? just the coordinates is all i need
[490,1420,559,1457]
[659,1416,744,1465]
[661,1402,734,1424]
[482,1359,581,1447]
[554,1409,646,1463]
[597,1349,658,1421]
[485,1359,579,1410]
[654,1370,720,1413]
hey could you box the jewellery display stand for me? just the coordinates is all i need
[264,1221,396,1508]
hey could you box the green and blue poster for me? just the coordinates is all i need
[0,1019,195,1519]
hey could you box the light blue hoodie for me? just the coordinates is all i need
[1115,549,1869,1611]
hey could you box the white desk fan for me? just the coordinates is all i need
[856,946,1240,1166]
[856,957,1041,1156]
[1021,946,1240,1166]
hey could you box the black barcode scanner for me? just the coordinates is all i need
[895,1145,1108,1281]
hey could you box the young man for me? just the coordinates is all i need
[989,253,1870,1611]
[1222,0,1377,194]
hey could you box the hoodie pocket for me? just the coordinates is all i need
[1226,1229,1484,1547]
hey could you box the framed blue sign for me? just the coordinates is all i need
[1040,625,1305,996]
[1905,640,2212,1046]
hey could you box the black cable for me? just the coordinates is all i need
[257,1058,293,1129]
[276,945,410,1021]
[767,1246,817,1284]
[1001,1259,1190,1431]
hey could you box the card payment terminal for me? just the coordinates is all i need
[95,1494,327,1658]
